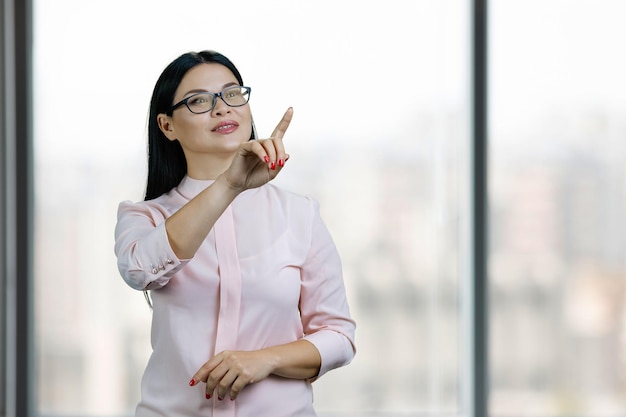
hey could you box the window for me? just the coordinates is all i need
[32,0,470,416]
[489,1,626,416]
[13,1,624,417]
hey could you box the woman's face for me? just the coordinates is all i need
[158,63,252,159]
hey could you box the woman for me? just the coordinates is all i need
[114,50,356,417]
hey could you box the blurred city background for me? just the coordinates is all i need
[28,0,626,416]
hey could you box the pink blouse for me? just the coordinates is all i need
[114,176,356,417]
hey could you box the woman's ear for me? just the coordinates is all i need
[157,113,177,141]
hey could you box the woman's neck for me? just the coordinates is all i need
[185,152,235,180]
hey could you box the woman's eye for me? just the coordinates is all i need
[189,95,210,105]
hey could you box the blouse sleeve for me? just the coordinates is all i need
[300,198,356,379]
[114,200,188,291]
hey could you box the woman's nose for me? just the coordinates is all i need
[211,96,230,116]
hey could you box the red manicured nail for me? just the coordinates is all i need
[206,393,211,400]
[270,162,276,170]
[263,155,269,163]
[189,378,196,386]
[278,159,284,167]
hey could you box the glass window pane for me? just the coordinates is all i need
[33,1,470,415]
[490,1,626,416]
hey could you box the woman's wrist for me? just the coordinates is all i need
[213,173,245,198]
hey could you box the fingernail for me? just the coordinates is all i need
[189,378,196,386]
[218,396,223,401]
[278,159,284,167]
[270,162,276,170]
[206,393,211,400]
[263,155,269,163]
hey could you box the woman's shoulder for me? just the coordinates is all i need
[117,189,183,223]
[258,183,320,210]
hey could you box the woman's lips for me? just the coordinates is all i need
[212,121,239,134]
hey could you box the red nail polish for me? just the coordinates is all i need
[206,393,211,400]
[189,378,196,386]
[218,396,223,401]
[270,162,276,170]
[263,155,269,163]
[278,159,284,167]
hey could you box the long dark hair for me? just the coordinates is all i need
[144,50,253,200]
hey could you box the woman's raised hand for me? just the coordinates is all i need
[222,107,293,192]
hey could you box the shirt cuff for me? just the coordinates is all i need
[125,222,188,290]
[303,329,355,379]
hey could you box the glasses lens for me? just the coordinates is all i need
[222,86,250,107]
[186,93,214,114]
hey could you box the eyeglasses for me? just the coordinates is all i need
[168,85,251,115]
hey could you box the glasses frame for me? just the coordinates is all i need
[168,85,252,115]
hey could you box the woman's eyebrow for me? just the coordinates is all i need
[181,88,208,97]
[181,82,239,97]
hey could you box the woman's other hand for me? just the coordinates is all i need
[189,349,276,401]
[189,340,320,400]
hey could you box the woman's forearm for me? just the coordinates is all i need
[165,175,240,259]
[265,339,322,380]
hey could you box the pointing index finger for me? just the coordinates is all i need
[270,107,293,141]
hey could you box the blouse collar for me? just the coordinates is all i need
[176,175,215,200]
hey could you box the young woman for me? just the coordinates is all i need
[114,50,356,417]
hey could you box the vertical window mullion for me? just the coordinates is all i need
[2,0,34,415]
[471,0,489,416]
[1,0,8,412]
